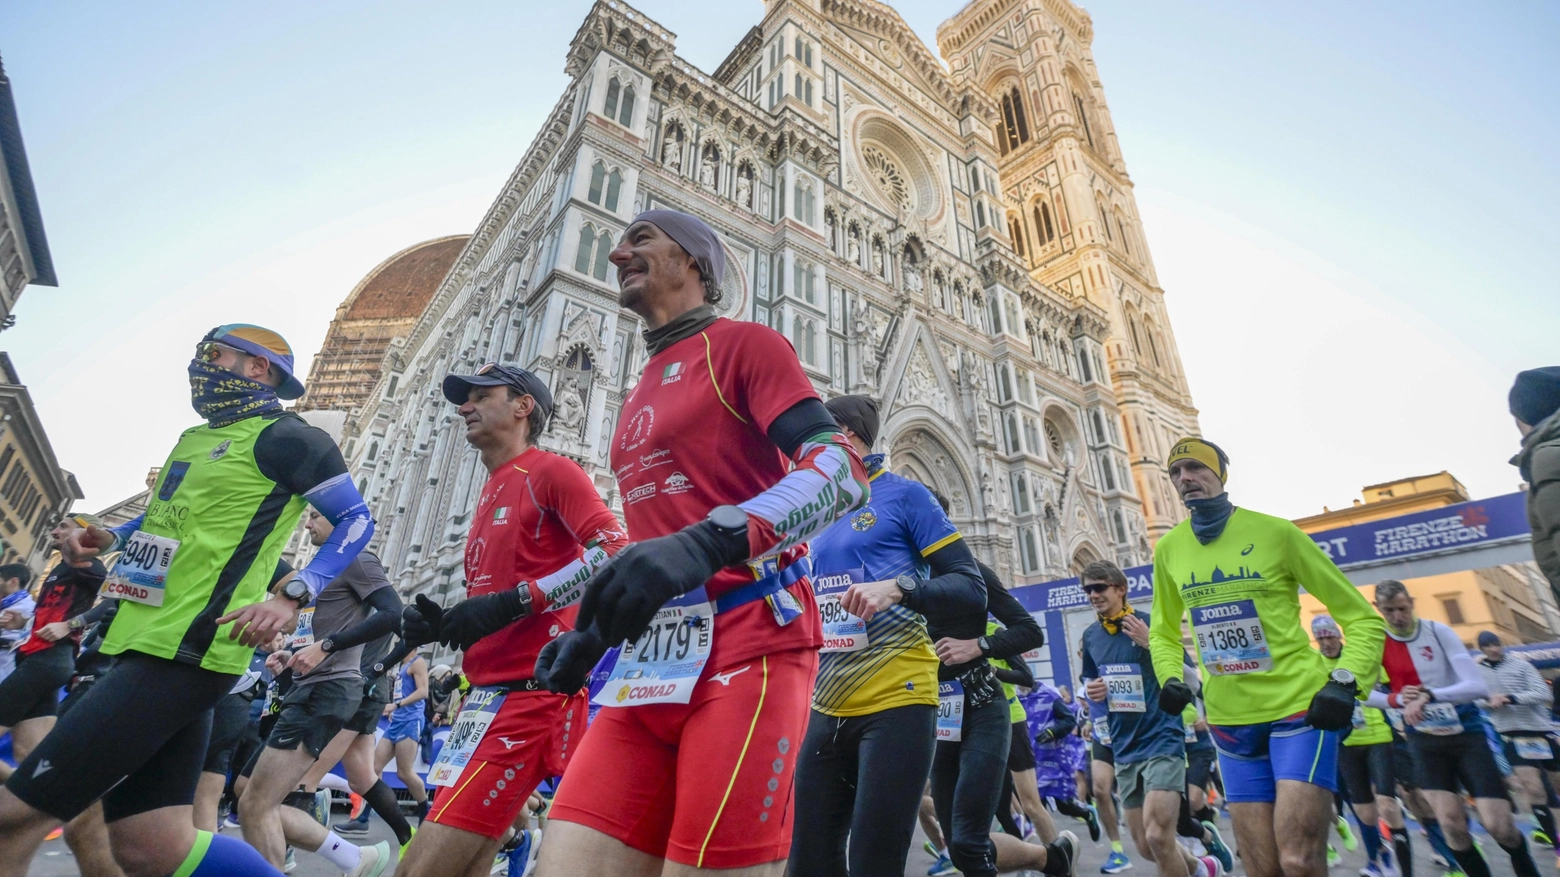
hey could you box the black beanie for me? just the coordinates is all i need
[1509,367,1560,427]
[825,395,880,448]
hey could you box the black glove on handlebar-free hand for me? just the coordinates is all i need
[400,594,443,648]
[577,518,747,647]
[1305,680,1360,732]
[534,628,609,694]
[1158,679,1195,716]
[439,589,527,652]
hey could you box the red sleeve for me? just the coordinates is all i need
[541,454,629,557]
[723,323,819,434]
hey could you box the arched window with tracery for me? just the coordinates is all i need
[617,84,635,126]
[574,223,596,275]
[587,161,606,204]
[604,77,621,120]
[1033,201,1055,245]
[604,169,621,211]
[999,85,1030,154]
[1009,214,1027,258]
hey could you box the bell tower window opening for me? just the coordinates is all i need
[604,77,620,120]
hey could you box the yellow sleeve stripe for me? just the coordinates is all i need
[702,333,747,424]
[920,532,962,557]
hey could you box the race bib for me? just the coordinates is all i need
[813,569,867,653]
[1190,600,1272,675]
[1185,723,1198,743]
[1352,702,1367,730]
[102,531,180,607]
[1386,708,1405,733]
[288,608,315,650]
[1415,701,1464,736]
[1513,736,1554,761]
[427,686,506,787]
[937,680,964,742]
[1094,715,1112,745]
[592,590,713,708]
[536,543,611,612]
[1100,663,1146,713]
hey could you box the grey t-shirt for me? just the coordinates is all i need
[294,550,391,687]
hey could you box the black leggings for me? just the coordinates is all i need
[789,703,936,877]
[931,695,1011,877]
[0,642,74,726]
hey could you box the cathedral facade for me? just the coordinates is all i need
[340,0,1198,603]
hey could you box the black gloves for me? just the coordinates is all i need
[401,594,443,647]
[1158,679,1194,715]
[1305,680,1360,732]
[439,589,527,651]
[577,518,747,647]
[535,627,608,694]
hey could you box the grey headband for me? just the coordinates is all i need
[631,209,725,288]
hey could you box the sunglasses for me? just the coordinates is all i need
[195,340,250,363]
[1080,582,1116,594]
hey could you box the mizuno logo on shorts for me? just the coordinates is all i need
[495,737,526,750]
[710,666,751,686]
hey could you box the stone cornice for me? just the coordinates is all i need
[713,25,763,85]
[818,0,998,121]
[936,0,1093,57]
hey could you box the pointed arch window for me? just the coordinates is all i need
[1073,93,1095,147]
[574,223,596,274]
[1009,214,1027,258]
[999,86,1030,154]
[1100,453,1117,490]
[592,230,612,281]
[1034,202,1055,245]
[605,169,622,211]
[587,161,605,204]
[617,85,635,126]
[604,78,620,120]
[1098,204,1113,240]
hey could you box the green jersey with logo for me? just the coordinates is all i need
[102,415,308,674]
[1149,507,1384,726]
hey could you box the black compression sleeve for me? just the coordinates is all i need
[373,638,417,677]
[993,661,1034,687]
[326,588,403,651]
[253,414,352,497]
[904,538,985,618]
[981,563,1044,658]
[765,397,840,459]
[78,598,118,626]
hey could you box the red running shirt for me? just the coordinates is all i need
[612,318,824,667]
[20,560,105,655]
[462,446,627,686]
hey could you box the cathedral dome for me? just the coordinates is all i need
[342,235,469,321]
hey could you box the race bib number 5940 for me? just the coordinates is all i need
[102,531,180,607]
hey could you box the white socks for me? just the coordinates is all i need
[315,831,362,872]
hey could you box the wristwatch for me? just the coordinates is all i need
[318,636,337,654]
[1328,668,1357,689]
[894,575,917,602]
[977,635,992,656]
[67,617,84,632]
[706,504,748,534]
[281,578,312,609]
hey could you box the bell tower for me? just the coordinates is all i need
[938,0,1202,541]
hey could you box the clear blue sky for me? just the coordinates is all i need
[1,1,1555,517]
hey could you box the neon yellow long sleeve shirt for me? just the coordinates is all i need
[1149,507,1385,726]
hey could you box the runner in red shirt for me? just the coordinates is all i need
[534,209,870,874]
[396,363,627,877]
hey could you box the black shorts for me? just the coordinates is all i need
[1407,730,1509,799]
[1008,720,1037,772]
[1186,746,1217,790]
[5,651,236,822]
[1092,741,1114,766]
[1392,737,1416,790]
[1502,733,1560,771]
[344,676,389,736]
[202,691,257,775]
[0,643,74,726]
[1338,742,1396,805]
[264,677,361,758]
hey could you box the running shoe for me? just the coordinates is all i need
[1101,850,1134,873]
[43,827,63,841]
[222,812,241,830]
[923,840,942,860]
[1201,820,1233,875]
[927,852,957,877]
[1533,827,1553,846]
[1201,854,1223,877]
[1359,865,1384,877]
[1083,803,1102,842]
[344,841,390,877]
[1378,847,1400,877]
[1053,831,1079,877]
[1337,816,1358,852]
[284,848,297,874]
[348,792,366,821]
[400,825,417,861]
[309,789,330,827]
[1328,845,1340,868]
[334,812,370,836]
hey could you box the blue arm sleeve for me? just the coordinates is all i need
[109,514,145,551]
[295,474,376,599]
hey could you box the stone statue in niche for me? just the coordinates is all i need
[554,378,586,433]
[903,263,922,294]
[662,133,681,172]
[871,242,884,276]
[699,157,716,191]
[736,172,752,208]
[846,231,861,264]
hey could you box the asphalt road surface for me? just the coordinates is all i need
[23,805,1529,876]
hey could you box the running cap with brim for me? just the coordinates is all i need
[630,209,725,288]
[204,323,306,400]
[442,363,554,419]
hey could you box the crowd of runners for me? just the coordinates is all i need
[0,209,1558,877]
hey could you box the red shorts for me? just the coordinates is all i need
[428,689,584,840]
[550,647,817,869]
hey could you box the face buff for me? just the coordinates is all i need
[188,359,283,428]
[1185,494,1234,546]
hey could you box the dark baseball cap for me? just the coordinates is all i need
[442,363,554,420]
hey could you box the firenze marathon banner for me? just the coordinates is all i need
[1305,492,1529,567]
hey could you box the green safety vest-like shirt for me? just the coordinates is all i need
[102,414,309,675]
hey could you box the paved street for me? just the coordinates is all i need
[23,804,1532,876]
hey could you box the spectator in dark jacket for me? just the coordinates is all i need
[1510,367,1560,601]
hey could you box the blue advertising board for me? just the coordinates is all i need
[1304,492,1529,568]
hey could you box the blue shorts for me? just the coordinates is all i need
[386,711,425,745]
[1211,711,1339,802]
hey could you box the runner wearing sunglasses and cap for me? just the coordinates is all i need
[532,209,870,875]
[393,361,628,877]
[0,323,375,877]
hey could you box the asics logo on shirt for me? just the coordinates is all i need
[710,666,751,686]
[1241,544,1255,555]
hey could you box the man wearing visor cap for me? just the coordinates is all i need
[394,361,627,877]
[533,209,870,874]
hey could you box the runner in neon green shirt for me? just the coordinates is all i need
[1148,438,1384,877]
